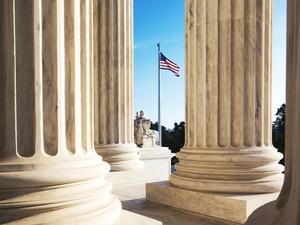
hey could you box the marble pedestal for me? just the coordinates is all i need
[146,182,280,224]
[106,147,173,200]
[140,147,174,162]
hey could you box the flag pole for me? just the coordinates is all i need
[157,43,162,146]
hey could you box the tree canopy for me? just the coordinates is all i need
[272,104,285,165]
[151,121,185,164]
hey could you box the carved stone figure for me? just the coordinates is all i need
[134,111,159,148]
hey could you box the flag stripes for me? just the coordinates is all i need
[160,53,180,76]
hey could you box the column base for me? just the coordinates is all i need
[106,147,173,200]
[245,196,299,225]
[114,210,162,225]
[96,144,144,171]
[172,147,284,193]
[146,181,280,224]
[0,154,122,225]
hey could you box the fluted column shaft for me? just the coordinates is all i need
[170,0,283,193]
[0,1,121,224]
[94,0,143,171]
[246,0,300,224]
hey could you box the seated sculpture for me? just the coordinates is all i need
[134,111,159,148]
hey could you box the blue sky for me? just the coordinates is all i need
[272,0,287,118]
[134,0,286,129]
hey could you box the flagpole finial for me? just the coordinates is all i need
[157,43,160,51]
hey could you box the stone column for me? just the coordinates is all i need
[94,0,143,171]
[170,0,283,193]
[246,0,300,224]
[0,0,121,224]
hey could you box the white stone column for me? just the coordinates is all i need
[0,0,121,224]
[170,0,284,193]
[94,0,143,171]
[246,0,300,224]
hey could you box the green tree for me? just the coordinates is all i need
[272,104,285,165]
[151,121,185,165]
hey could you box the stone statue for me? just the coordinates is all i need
[134,111,159,148]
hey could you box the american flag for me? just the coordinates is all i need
[160,53,180,77]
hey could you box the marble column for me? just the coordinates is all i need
[0,0,121,224]
[94,0,143,171]
[246,0,300,224]
[170,0,284,193]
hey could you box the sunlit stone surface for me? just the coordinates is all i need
[1,0,298,224]
[0,1,122,224]
[147,0,285,223]
[170,0,284,194]
[94,0,143,171]
[245,0,300,224]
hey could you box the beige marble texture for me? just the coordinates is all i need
[147,182,279,224]
[0,0,122,224]
[94,0,143,171]
[123,199,239,225]
[245,0,300,224]
[122,199,239,225]
[114,210,162,225]
[107,147,173,201]
[170,0,284,194]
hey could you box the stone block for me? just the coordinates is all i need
[106,148,174,200]
[146,181,279,224]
